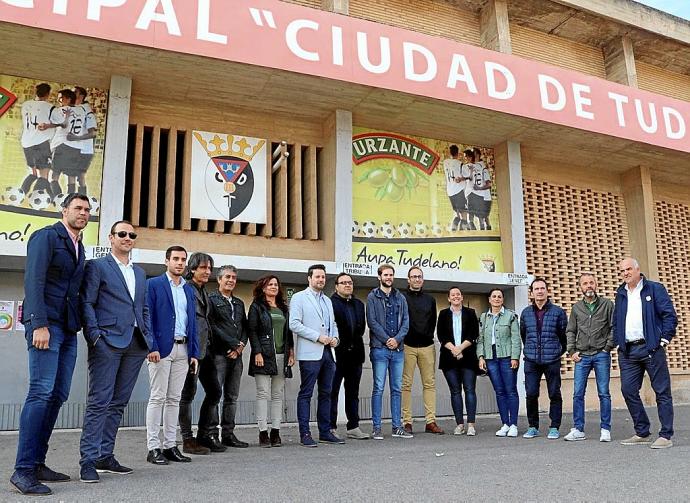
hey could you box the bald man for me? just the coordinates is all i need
[613,258,677,449]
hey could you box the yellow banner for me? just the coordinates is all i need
[352,127,503,272]
[0,74,107,248]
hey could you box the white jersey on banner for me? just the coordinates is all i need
[470,161,492,201]
[50,105,84,150]
[20,99,54,148]
[443,158,464,196]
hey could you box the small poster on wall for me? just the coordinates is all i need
[0,300,15,331]
[190,131,267,223]
[15,301,24,331]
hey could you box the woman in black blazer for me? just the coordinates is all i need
[436,286,479,436]
[247,275,294,447]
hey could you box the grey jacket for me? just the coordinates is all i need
[566,296,615,356]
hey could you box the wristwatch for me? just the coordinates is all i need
[660,341,668,348]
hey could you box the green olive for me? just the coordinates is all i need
[391,166,407,187]
[404,167,419,188]
[367,169,389,187]
[386,182,404,202]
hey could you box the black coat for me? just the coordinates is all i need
[208,292,247,355]
[186,280,211,359]
[330,293,366,365]
[247,300,294,377]
[436,307,479,371]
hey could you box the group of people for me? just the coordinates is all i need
[20,83,97,200]
[9,193,680,497]
[442,145,493,231]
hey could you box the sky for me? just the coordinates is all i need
[634,0,690,20]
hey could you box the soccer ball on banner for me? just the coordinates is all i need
[361,221,378,238]
[397,222,412,238]
[352,220,361,237]
[28,190,52,210]
[380,222,395,239]
[53,193,67,209]
[89,196,100,215]
[1,187,25,206]
[414,222,428,237]
[431,223,443,237]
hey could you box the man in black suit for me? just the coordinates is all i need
[78,221,153,483]
[329,273,368,439]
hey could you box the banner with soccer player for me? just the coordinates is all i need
[0,74,108,247]
[352,127,503,273]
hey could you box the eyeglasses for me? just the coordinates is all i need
[113,231,137,239]
[409,275,423,279]
[337,281,353,285]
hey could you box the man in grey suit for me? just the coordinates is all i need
[79,220,153,483]
[289,264,341,447]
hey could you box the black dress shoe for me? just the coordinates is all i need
[222,432,249,448]
[162,447,192,462]
[146,449,169,465]
[35,464,71,482]
[198,435,227,453]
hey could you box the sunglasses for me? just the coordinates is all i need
[113,231,137,239]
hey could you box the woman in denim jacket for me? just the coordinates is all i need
[476,288,521,437]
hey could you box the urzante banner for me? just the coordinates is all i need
[1,0,689,153]
[352,127,503,272]
[0,74,107,246]
[190,131,267,223]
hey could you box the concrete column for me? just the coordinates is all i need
[98,75,132,245]
[479,0,512,54]
[330,110,353,265]
[621,166,658,279]
[603,34,638,87]
[321,0,348,15]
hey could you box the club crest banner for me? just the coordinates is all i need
[190,131,267,223]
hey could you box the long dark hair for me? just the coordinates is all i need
[253,275,288,312]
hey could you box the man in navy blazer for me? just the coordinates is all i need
[145,246,199,465]
[78,221,153,483]
[11,194,91,497]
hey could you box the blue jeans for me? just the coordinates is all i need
[486,355,519,427]
[370,347,404,430]
[619,343,674,439]
[297,349,335,437]
[442,367,477,424]
[524,359,562,429]
[15,325,78,472]
[80,332,148,466]
[572,351,611,432]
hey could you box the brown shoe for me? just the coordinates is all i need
[403,423,413,434]
[270,429,282,447]
[182,438,210,455]
[425,422,445,435]
[259,430,271,448]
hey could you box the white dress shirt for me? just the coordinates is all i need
[625,279,645,342]
[113,254,135,300]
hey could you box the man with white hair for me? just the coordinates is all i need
[613,258,677,449]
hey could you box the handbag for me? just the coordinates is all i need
[283,362,293,379]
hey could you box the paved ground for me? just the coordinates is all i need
[1,406,688,502]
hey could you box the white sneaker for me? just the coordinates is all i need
[564,428,586,441]
[507,425,518,437]
[600,429,611,442]
[454,424,466,436]
[466,426,476,436]
[495,424,509,437]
